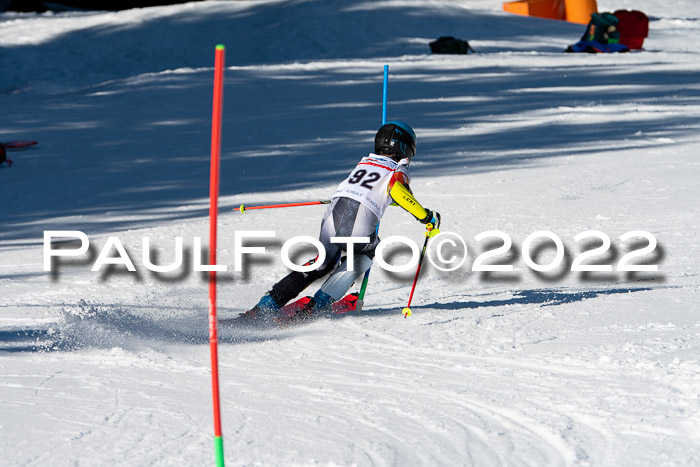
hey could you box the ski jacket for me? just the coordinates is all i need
[333,153,429,222]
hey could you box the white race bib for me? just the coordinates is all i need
[333,153,410,218]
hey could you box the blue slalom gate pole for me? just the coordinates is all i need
[356,64,389,312]
[382,64,388,125]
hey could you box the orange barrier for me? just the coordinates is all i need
[503,0,597,24]
[565,0,598,24]
[503,0,565,21]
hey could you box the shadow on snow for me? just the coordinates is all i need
[1,1,697,243]
[0,286,657,353]
[341,286,656,319]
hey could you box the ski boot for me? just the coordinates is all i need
[237,293,281,323]
[289,290,334,323]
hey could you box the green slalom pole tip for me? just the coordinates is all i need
[214,436,225,467]
[216,44,226,51]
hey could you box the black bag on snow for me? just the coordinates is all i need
[429,36,475,55]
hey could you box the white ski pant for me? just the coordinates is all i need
[268,197,379,305]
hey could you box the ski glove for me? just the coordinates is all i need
[421,210,441,229]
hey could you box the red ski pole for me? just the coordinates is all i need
[234,200,330,213]
[402,224,437,318]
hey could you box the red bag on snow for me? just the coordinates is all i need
[614,10,649,49]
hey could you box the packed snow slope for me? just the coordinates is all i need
[1,0,699,465]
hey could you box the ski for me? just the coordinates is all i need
[277,296,312,321]
[331,292,359,314]
[229,292,360,326]
[275,293,359,325]
[230,293,358,326]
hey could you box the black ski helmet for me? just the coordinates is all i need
[374,120,416,162]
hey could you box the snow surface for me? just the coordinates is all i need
[1,0,699,465]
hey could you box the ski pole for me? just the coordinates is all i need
[355,221,378,312]
[234,200,330,213]
[402,223,437,318]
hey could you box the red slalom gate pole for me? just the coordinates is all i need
[208,44,225,467]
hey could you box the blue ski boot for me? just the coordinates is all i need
[293,290,334,322]
[238,293,282,322]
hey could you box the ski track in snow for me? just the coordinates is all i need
[2,0,700,465]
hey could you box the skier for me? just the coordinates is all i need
[240,121,441,322]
